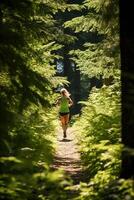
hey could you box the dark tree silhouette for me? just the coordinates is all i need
[120,0,134,178]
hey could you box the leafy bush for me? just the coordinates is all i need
[0,156,72,200]
[73,83,125,199]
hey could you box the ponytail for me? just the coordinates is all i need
[60,88,70,98]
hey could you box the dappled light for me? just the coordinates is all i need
[0,0,134,200]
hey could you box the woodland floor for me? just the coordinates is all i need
[52,127,85,184]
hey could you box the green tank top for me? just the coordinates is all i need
[59,96,69,113]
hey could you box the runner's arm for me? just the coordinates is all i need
[54,97,61,106]
[68,97,73,107]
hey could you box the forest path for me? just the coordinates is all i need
[52,127,84,184]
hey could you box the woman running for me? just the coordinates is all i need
[56,88,73,138]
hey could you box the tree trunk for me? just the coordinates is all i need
[63,48,81,115]
[120,1,134,178]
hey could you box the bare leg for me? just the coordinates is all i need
[60,116,66,138]
[64,114,70,138]
[60,114,70,138]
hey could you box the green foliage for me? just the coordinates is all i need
[0,157,72,200]
[1,0,131,200]
[65,0,134,198]
[0,0,65,153]
[11,108,56,163]
[70,74,132,200]
[0,0,74,199]
[65,2,122,198]
[69,41,120,79]
[75,177,134,200]
[75,178,134,200]
[75,83,121,174]
[65,0,119,35]
[72,84,134,200]
[0,105,65,199]
[32,169,72,200]
[64,0,120,81]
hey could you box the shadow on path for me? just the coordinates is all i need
[52,127,85,185]
[58,138,73,142]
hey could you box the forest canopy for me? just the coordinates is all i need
[0,0,134,199]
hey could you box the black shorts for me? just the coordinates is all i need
[59,112,69,116]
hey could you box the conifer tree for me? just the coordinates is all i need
[65,0,120,83]
[0,1,74,198]
[65,0,133,180]
[0,0,68,155]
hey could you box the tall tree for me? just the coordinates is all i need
[64,0,122,178]
[65,0,120,83]
[0,0,75,199]
[65,0,134,179]
[120,0,134,178]
[0,0,68,155]
[55,0,103,114]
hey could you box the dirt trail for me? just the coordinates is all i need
[52,127,83,183]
